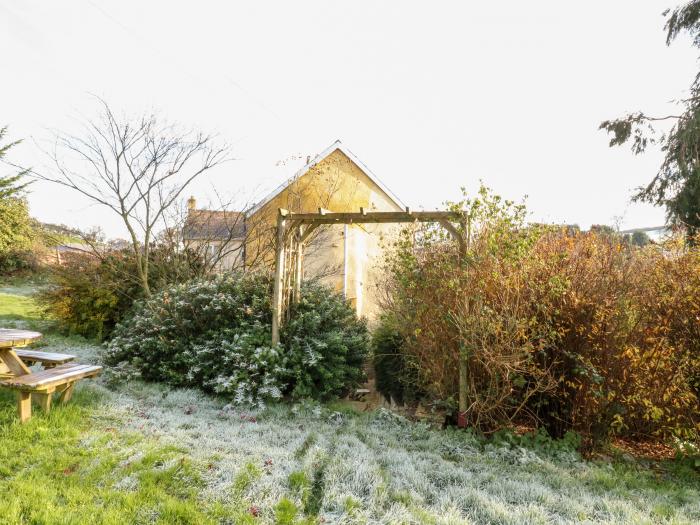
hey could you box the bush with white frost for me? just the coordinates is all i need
[105,273,369,406]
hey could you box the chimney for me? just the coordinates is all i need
[187,195,196,212]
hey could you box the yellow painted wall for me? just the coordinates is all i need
[245,148,402,320]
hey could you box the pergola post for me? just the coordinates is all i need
[293,225,304,304]
[271,209,288,345]
[440,219,470,427]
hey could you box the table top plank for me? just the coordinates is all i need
[0,329,42,348]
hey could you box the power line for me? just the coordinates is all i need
[84,0,283,123]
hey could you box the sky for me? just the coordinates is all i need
[1,0,697,238]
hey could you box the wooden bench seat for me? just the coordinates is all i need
[1,363,102,422]
[14,349,76,367]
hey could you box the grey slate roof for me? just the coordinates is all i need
[183,210,246,240]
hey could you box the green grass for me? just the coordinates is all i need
[0,288,244,524]
[0,287,311,524]
[0,389,234,524]
[0,292,39,322]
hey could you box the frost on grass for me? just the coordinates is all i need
[29,335,700,524]
[0,283,37,296]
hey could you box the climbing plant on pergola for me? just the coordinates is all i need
[271,207,472,423]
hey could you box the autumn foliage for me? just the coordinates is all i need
[381,187,700,445]
[526,233,700,443]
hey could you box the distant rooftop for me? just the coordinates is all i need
[183,207,246,240]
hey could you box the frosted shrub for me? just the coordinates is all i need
[282,282,369,399]
[105,273,369,405]
[192,333,288,407]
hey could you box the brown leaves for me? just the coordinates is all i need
[384,225,700,442]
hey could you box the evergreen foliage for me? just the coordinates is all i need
[105,273,369,405]
[600,1,700,240]
[0,126,34,273]
[0,126,29,199]
[372,315,420,405]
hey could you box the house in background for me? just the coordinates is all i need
[183,140,404,320]
[183,203,246,271]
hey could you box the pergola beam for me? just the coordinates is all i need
[283,210,461,225]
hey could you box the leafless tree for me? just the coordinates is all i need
[33,99,229,297]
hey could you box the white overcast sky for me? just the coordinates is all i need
[1,1,697,238]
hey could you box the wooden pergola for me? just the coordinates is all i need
[271,207,471,421]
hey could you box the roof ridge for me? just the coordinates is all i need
[246,140,404,216]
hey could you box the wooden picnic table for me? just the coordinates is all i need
[0,328,102,422]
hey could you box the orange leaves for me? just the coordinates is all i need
[384,215,700,442]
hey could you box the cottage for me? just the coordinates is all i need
[183,140,404,319]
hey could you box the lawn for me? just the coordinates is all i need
[0,293,37,322]
[0,287,699,524]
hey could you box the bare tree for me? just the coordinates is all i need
[34,99,229,297]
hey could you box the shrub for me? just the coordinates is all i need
[372,315,420,405]
[526,233,700,444]
[37,247,203,340]
[282,282,369,399]
[382,186,700,445]
[0,249,35,274]
[37,252,135,340]
[105,273,369,405]
[382,185,556,431]
[507,234,684,443]
[107,273,281,404]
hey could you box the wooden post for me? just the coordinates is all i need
[271,209,288,346]
[35,391,52,412]
[458,350,469,427]
[293,225,304,304]
[17,391,31,423]
[58,383,74,404]
[458,216,471,427]
[441,217,470,427]
[285,234,294,320]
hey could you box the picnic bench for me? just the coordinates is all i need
[0,328,102,422]
[13,349,77,368]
